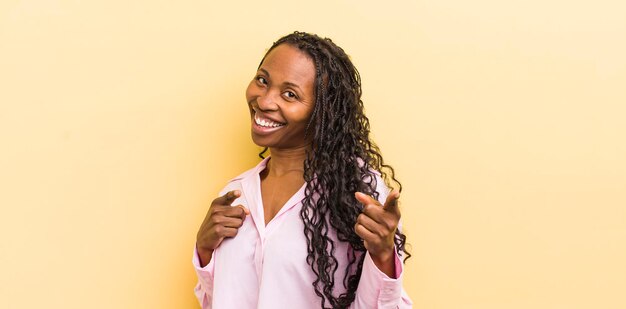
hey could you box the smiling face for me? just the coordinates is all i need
[246,44,316,150]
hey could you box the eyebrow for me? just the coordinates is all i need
[258,68,304,93]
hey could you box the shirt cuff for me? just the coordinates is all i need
[193,245,215,289]
[359,249,404,308]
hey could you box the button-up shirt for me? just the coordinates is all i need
[193,157,412,308]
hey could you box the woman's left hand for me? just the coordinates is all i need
[354,190,401,278]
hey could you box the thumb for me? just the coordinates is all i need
[383,190,400,214]
[237,205,250,216]
[354,191,379,206]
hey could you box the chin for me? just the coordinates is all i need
[250,133,273,148]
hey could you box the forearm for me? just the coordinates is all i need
[370,249,397,279]
[197,245,214,268]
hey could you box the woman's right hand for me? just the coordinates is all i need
[196,190,249,267]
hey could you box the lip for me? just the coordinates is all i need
[251,107,285,125]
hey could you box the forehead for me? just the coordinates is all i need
[260,44,316,87]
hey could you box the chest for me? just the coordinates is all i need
[260,174,305,225]
[215,196,312,279]
[212,179,354,307]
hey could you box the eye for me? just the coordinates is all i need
[283,91,297,100]
[256,76,268,85]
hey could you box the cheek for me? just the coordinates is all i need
[302,105,316,123]
[291,106,316,128]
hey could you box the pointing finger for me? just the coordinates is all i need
[213,190,241,206]
[383,190,401,215]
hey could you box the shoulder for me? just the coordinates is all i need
[227,167,257,184]
[217,157,268,195]
[217,167,253,195]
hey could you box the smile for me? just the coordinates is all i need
[254,112,286,128]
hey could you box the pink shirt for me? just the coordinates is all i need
[193,157,412,308]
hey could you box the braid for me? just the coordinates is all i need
[259,31,410,308]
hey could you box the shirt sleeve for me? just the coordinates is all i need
[192,245,215,309]
[350,249,413,308]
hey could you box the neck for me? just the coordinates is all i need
[266,145,309,177]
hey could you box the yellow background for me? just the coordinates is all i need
[1,0,625,308]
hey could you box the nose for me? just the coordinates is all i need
[256,90,279,111]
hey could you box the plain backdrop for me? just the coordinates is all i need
[1,0,625,308]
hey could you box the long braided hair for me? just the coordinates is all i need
[258,32,410,308]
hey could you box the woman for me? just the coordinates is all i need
[194,32,412,308]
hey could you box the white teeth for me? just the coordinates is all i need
[254,113,284,128]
